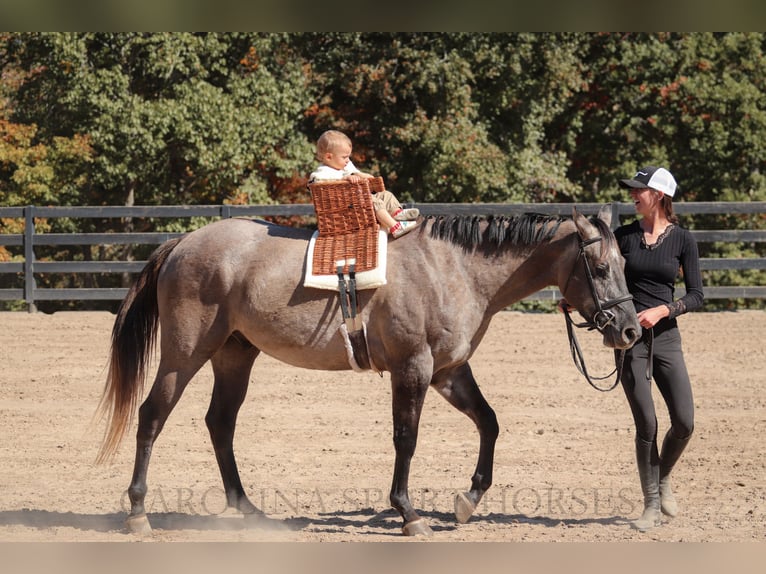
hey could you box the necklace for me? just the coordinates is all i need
[641,224,675,250]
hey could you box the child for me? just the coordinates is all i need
[309,130,419,238]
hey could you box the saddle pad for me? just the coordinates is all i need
[312,226,379,276]
[303,229,388,291]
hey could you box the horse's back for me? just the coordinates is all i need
[157,218,315,318]
[155,217,353,368]
[166,217,311,274]
[182,217,312,251]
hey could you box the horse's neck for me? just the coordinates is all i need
[482,236,572,314]
[418,216,575,314]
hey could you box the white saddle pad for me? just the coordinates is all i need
[303,230,388,291]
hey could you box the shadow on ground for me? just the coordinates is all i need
[0,507,629,537]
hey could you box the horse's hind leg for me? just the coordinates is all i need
[126,356,209,534]
[432,362,499,524]
[206,335,261,517]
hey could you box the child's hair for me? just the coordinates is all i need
[316,130,352,159]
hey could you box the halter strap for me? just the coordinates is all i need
[563,234,633,391]
[567,237,633,332]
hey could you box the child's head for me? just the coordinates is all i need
[316,130,353,171]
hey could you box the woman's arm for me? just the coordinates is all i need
[667,230,704,319]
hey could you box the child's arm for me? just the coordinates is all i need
[345,172,374,183]
[343,160,374,183]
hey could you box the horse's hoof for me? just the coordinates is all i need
[125,513,152,535]
[454,492,476,524]
[402,518,433,537]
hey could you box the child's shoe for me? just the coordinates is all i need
[393,208,420,221]
[390,220,418,238]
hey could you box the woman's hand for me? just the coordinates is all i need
[637,305,670,329]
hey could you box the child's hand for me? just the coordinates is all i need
[346,174,362,183]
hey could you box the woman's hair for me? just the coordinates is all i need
[316,130,352,158]
[660,194,679,224]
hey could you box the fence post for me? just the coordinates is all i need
[23,205,37,313]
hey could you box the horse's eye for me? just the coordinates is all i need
[596,262,609,276]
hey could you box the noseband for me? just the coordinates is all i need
[564,236,633,391]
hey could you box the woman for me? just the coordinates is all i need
[615,166,704,531]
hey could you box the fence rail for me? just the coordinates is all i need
[1,202,764,311]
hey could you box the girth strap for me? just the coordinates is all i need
[337,258,362,332]
[336,259,382,375]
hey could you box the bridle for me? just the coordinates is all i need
[563,236,634,391]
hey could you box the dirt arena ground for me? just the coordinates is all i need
[0,309,764,543]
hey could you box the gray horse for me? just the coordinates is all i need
[96,206,640,536]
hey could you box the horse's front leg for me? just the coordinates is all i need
[432,362,499,524]
[389,369,433,536]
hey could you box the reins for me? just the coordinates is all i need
[565,311,625,392]
[563,236,634,392]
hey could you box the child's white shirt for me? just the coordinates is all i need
[309,160,361,182]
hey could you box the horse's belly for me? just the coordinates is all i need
[263,348,352,371]
[246,330,354,371]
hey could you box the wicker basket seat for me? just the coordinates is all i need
[308,177,384,276]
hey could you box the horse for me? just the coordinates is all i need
[96,205,640,536]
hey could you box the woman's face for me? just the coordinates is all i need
[630,187,664,217]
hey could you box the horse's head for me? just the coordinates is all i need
[560,206,641,350]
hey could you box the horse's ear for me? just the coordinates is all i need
[572,206,596,240]
[597,204,613,228]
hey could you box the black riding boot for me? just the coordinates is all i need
[659,430,692,517]
[632,437,661,532]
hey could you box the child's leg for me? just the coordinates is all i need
[375,207,397,230]
[376,190,419,221]
[372,196,395,229]
[373,194,417,237]
[375,190,402,213]
[376,208,418,238]
[392,207,420,221]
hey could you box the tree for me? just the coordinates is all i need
[7,33,314,210]
[2,33,764,309]
[296,33,513,203]
[555,32,766,205]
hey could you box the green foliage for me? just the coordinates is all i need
[4,33,313,209]
[1,33,765,309]
[6,32,766,208]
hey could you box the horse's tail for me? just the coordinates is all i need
[94,237,182,464]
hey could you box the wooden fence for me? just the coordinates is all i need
[1,202,764,311]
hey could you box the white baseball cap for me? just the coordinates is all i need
[619,166,677,197]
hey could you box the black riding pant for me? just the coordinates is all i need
[619,319,695,443]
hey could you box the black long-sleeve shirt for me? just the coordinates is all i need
[614,220,704,319]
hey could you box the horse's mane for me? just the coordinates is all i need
[424,213,566,252]
[424,213,617,260]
